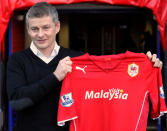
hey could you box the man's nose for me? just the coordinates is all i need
[38,29,44,38]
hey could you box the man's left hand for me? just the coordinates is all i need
[146,51,163,69]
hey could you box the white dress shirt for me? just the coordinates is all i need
[30,41,60,64]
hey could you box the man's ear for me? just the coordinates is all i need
[56,21,60,34]
[26,25,31,35]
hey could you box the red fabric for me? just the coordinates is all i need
[0,0,167,51]
[58,52,167,131]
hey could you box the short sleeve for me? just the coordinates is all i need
[149,68,167,119]
[57,74,77,126]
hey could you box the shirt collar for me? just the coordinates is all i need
[30,41,60,58]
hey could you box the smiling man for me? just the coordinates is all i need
[6,2,163,131]
[7,2,83,131]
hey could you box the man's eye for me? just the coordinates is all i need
[43,26,50,30]
[31,28,38,31]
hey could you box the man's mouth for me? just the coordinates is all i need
[37,39,46,44]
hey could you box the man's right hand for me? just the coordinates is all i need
[53,56,72,81]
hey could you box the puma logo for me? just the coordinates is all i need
[75,66,87,74]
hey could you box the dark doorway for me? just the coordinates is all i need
[57,4,157,55]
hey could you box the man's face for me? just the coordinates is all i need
[27,16,60,51]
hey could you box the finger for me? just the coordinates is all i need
[60,57,70,65]
[154,60,163,68]
[59,58,66,65]
[152,54,157,62]
[65,65,72,73]
[160,61,163,69]
[146,51,152,60]
[66,60,72,65]
[64,56,71,61]
[62,56,71,65]
[68,66,72,72]
[153,58,160,67]
[153,61,159,67]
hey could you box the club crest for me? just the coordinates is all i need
[61,93,74,107]
[128,63,139,77]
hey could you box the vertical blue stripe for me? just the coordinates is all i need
[157,30,161,59]
[158,117,161,131]
[8,20,13,131]
[157,29,161,131]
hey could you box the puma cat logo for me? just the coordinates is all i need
[75,66,87,74]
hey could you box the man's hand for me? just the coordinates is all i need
[146,51,163,69]
[53,56,72,81]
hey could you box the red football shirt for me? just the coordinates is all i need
[57,51,167,131]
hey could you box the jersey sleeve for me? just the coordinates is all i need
[149,68,167,119]
[57,74,77,126]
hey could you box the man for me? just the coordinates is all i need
[7,2,83,131]
[6,2,162,131]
